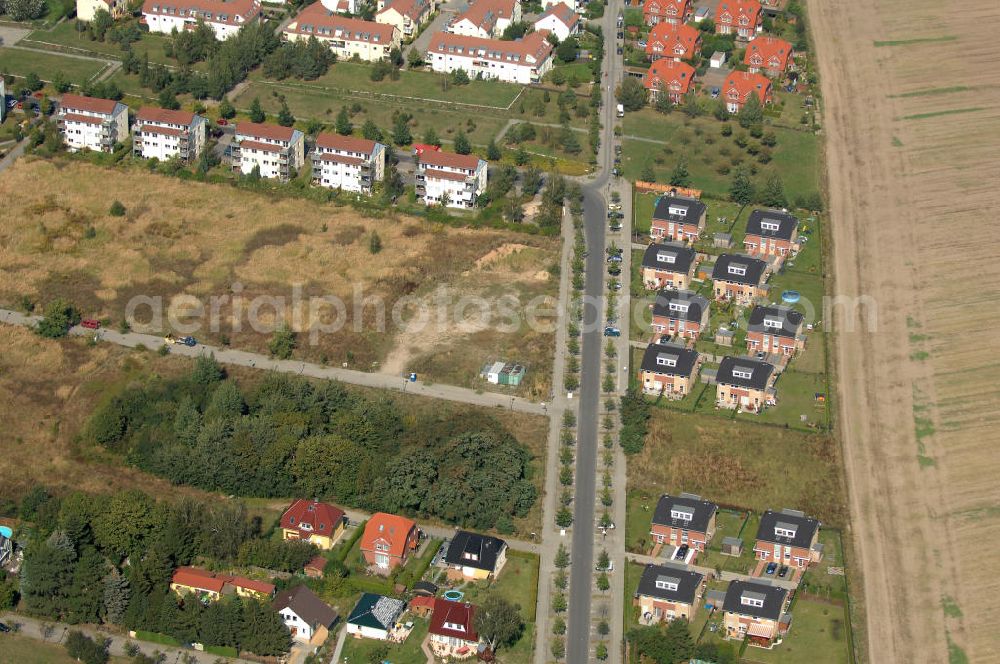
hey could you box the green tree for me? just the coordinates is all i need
[422,127,441,147]
[93,491,158,559]
[486,138,501,160]
[277,101,294,127]
[191,354,224,385]
[640,162,656,183]
[737,92,764,128]
[335,106,352,135]
[248,96,265,123]
[759,173,787,208]
[109,200,126,216]
[269,324,296,359]
[157,88,180,111]
[556,36,578,63]
[65,631,109,664]
[554,543,570,568]
[36,299,81,339]
[616,77,647,111]
[91,9,113,41]
[728,166,755,205]
[392,113,412,146]
[218,98,236,119]
[361,119,382,142]
[669,156,691,187]
[453,130,471,155]
[474,594,523,653]
[369,231,382,254]
[406,48,423,68]
[451,68,470,85]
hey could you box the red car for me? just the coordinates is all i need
[81,319,101,330]
[216,118,228,125]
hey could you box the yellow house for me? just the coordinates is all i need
[280,499,347,550]
[170,567,275,602]
[76,0,128,21]
[443,531,508,581]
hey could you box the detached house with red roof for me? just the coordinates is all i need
[743,35,793,76]
[714,0,762,39]
[133,107,206,163]
[428,599,480,659]
[360,512,420,574]
[141,0,261,40]
[644,59,696,104]
[428,30,554,84]
[375,0,432,39]
[645,21,700,62]
[280,499,347,550]
[724,70,773,113]
[449,0,521,39]
[231,122,305,182]
[533,2,580,42]
[312,133,386,194]
[57,94,128,153]
[416,149,488,209]
[284,8,400,62]
[170,567,276,603]
[642,0,689,26]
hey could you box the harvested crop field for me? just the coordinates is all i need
[0,159,558,397]
[812,0,1000,661]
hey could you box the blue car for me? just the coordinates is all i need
[604,327,621,337]
[765,562,778,575]
[180,336,197,347]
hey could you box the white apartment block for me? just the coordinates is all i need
[231,122,305,181]
[57,93,129,153]
[284,7,399,62]
[416,150,487,209]
[133,107,207,163]
[141,0,262,40]
[77,0,128,21]
[312,133,386,194]
[448,0,520,39]
[427,30,553,85]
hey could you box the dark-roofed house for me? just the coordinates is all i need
[346,593,406,641]
[753,508,822,568]
[634,563,705,623]
[746,305,805,357]
[715,356,776,412]
[722,580,790,646]
[743,209,799,261]
[639,341,701,398]
[711,254,770,305]
[428,599,480,658]
[651,195,707,243]
[641,243,697,290]
[651,493,718,553]
[274,584,339,643]
[444,531,508,580]
[651,290,710,341]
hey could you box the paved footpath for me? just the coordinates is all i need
[0,309,548,416]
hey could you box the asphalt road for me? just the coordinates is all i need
[566,2,624,661]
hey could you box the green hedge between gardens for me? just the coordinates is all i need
[205,644,239,658]
[399,539,442,590]
[333,520,367,565]
[134,631,182,647]
[348,575,396,596]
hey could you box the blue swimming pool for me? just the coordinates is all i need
[781,290,801,304]
[0,526,12,538]
[443,590,464,601]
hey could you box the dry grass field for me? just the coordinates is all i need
[812,0,1000,662]
[0,159,558,397]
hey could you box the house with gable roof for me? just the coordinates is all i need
[279,499,346,550]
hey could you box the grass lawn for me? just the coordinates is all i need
[508,87,593,128]
[798,529,849,601]
[742,599,851,664]
[24,20,198,69]
[743,369,829,430]
[624,560,645,632]
[625,488,657,554]
[0,633,130,664]
[339,616,430,664]
[0,47,108,83]
[459,551,539,621]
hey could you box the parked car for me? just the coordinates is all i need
[675,544,689,560]
[595,560,615,572]
[608,280,622,291]
[0,622,9,633]
[778,565,789,578]
[603,326,621,337]
[614,144,622,155]
[180,336,197,347]
[164,335,177,345]
[610,223,622,232]
[612,167,622,177]
[80,318,101,330]
[216,118,228,125]
[755,351,766,360]
[765,562,778,575]
[607,254,623,263]
[711,87,721,99]
[616,47,623,55]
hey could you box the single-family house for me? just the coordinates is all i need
[745,305,805,357]
[533,2,580,42]
[279,499,346,550]
[650,493,718,552]
[722,580,790,647]
[639,341,700,398]
[449,0,521,39]
[141,0,262,39]
[444,531,507,580]
[644,58,696,104]
[170,567,276,602]
[711,253,769,304]
[428,30,554,84]
[77,0,128,21]
[273,585,339,643]
[651,289,710,341]
[645,21,700,62]
[714,0,762,39]
[650,194,706,242]
[428,599,480,659]
[346,593,406,641]
[753,508,822,568]
[634,563,705,623]
[57,94,129,153]
[743,35,793,76]
[284,8,400,62]
[231,122,305,181]
[416,149,488,208]
[642,0,689,26]
[375,0,432,39]
[641,242,697,290]
[724,70,773,113]
[133,107,207,163]
[743,208,799,259]
[715,356,776,412]
[360,512,420,574]
[312,133,386,194]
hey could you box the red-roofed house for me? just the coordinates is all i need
[141,0,261,40]
[533,2,580,42]
[416,148,488,209]
[449,0,521,39]
[743,35,793,76]
[280,499,347,550]
[409,595,436,617]
[304,556,328,579]
[723,71,772,113]
[644,59,696,104]
[645,22,701,62]
[170,567,275,602]
[232,122,305,182]
[429,599,480,659]
[57,94,128,153]
[284,8,400,62]
[642,0,689,26]
[312,132,386,194]
[375,0,432,38]
[714,0,762,39]
[427,30,554,84]
[360,512,420,574]
[133,107,207,162]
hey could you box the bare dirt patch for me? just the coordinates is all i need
[812,0,1000,661]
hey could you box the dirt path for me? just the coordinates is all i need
[812,0,1000,662]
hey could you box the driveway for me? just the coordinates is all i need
[405,0,467,58]
[0,25,30,47]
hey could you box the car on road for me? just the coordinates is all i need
[766,562,778,575]
[80,318,101,329]
[610,222,622,232]
[617,30,623,39]
[180,336,197,347]
[778,565,789,578]
[675,544,689,560]
[612,167,622,177]
[0,622,10,633]
[711,87,721,98]
[603,326,621,337]
[216,118,228,125]
[608,202,622,211]
[616,46,623,55]
[607,254,622,263]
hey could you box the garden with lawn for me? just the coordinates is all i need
[0,47,109,84]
